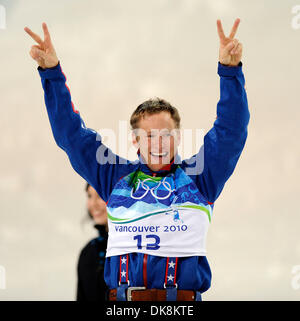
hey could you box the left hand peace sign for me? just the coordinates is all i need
[217,18,242,67]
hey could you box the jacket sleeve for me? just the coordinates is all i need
[183,62,250,203]
[38,62,135,202]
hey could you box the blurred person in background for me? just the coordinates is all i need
[76,183,108,301]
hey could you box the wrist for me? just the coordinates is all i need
[219,61,242,67]
[38,60,60,73]
[47,60,59,69]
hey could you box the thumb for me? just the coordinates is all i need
[30,46,46,60]
[223,41,235,54]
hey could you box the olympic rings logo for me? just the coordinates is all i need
[130,177,175,200]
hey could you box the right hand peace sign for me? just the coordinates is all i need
[24,22,59,69]
[217,18,243,67]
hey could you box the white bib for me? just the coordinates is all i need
[106,167,212,258]
[106,203,211,258]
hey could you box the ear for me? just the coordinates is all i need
[176,128,181,146]
[132,130,140,149]
[172,128,181,146]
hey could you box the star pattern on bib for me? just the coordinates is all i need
[167,274,174,282]
[168,261,175,268]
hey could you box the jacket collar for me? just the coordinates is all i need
[137,149,181,177]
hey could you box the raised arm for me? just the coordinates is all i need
[25,23,135,201]
[183,19,250,203]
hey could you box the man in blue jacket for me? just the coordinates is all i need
[25,18,249,301]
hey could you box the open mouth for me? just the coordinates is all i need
[150,152,168,157]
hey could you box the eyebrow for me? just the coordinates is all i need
[146,129,172,133]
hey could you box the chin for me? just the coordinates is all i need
[149,157,173,169]
[148,163,167,172]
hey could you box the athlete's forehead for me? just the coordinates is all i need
[136,112,176,131]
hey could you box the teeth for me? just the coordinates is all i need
[151,152,168,157]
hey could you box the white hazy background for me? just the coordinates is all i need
[1,0,300,300]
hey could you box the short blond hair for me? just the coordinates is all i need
[130,97,181,130]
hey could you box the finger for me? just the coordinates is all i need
[230,39,239,55]
[217,19,226,41]
[42,22,52,45]
[30,51,44,67]
[29,50,36,60]
[30,50,43,63]
[32,44,43,50]
[24,27,43,45]
[229,18,240,39]
[29,48,40,61]
[30,45,46,59]
[235,42,243,55]
[224,41,235,54]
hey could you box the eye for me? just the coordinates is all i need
[161,132,171,138]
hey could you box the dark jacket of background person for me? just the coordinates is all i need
[77,224,108,301]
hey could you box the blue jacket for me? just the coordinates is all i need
[38,62,249,294]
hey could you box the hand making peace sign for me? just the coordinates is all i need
[24,22,59,69]
[217,18,242,67]
[25,20,242,69]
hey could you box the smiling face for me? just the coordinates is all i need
[132,111,181,172]
[86,185,108,226]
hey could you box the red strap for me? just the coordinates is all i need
[143,254,148,287]
[173,258,178,284]
[119,254,129,284]
[164,257,178,286]
[164,257,170,284]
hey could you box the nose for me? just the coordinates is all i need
[151,136,164,151]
